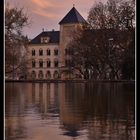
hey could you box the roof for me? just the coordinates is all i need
[59,7,86,25]
[30,31,60,44]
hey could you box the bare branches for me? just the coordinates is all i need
[69,0,135,80]
[5,3,30,79]
[88,0,135,30]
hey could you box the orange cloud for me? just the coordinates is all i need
[31,0,62,9]
[32,8,58,18]
[31,0,63,18]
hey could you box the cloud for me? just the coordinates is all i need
[7,0,104,38]
[31,0,64,18]
[32,8,58,18]
[31,0,62,9]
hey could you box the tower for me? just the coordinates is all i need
[59,6,86,79]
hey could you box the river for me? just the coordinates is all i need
[5,82,135,140]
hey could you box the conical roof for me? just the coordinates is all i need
[59,7,86,25]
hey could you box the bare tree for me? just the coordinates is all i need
[88,0,135,29]
[5,3,30,79]
[69,0,135,80]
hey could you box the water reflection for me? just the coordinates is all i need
[5,82,135,140]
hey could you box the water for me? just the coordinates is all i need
[5,82,135,140]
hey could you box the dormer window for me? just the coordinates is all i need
[41,37,50,43]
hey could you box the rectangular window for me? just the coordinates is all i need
[47,50,51,56]
[39,64,43,68]
[39,61,43,68]
[32,50,35,56]
[47,61,51,67]
[54,49,58,56]
[32,62,36,68]
[39,50,43,56]
[54,61,58,67]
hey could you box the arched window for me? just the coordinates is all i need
[54,49,58,56]
[32,60,36,68]
[53,71,59,79]
[31,70,36,79]
[46,71,51,79]
[38,70,43,79]
[39,49,43,56]
[32,49,35,56]
[54,59,58,67]
[46,49,51,56]
[46,59,51,67]
[39,59,43,68]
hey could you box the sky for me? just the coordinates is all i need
[5,0,107,39]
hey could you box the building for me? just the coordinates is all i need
[27,6,86,80]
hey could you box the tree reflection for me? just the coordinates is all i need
[59,82,135,140]
[5,82,135,140]
[5,83,28,140]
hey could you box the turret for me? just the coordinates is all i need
[59,6,86,79]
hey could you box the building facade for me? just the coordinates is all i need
[27,7,86,80]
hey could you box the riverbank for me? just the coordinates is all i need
[5,79,135,83]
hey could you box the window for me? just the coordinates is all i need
[46,71,51,79]
[53,71,59,79]
[47,59,51,67]
[32,49,35,56]
[65,48,68,55]
[38,70,43,79]
[54,49,58,56]
[65,59,72,67]
[46,49,51,56]
[108,38,114,46]
[39,49,43,56]
[39,59,43,68]
[41,37,50,43]
[54,59,58,67]
[32,60,36,68]
[31,71,36,79]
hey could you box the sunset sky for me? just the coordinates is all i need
[6,0,107,39]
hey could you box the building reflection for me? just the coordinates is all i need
[30,83,60,120]
[5,82,135,140]
[59,83,86,138]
